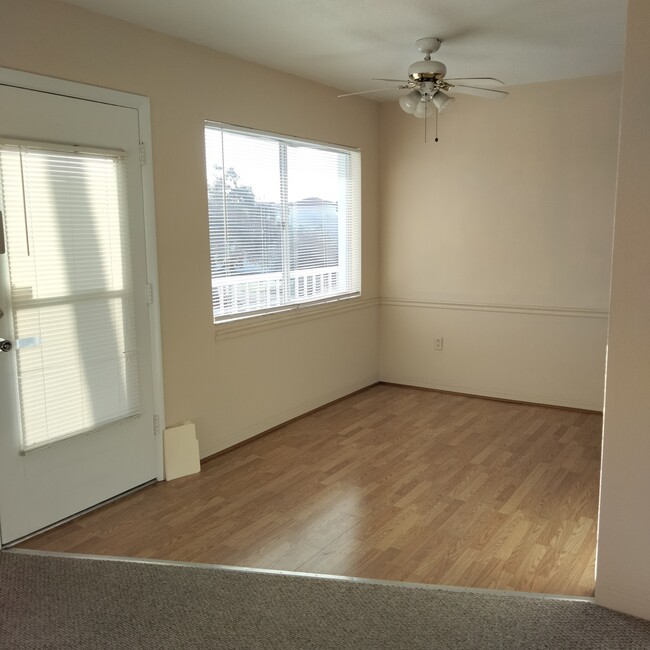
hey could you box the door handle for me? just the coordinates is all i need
[0,338,13,352]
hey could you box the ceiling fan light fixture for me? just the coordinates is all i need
[341,37,507,133]
[432,90,455,113]
[399,90,421,114]
[413,98,434,119]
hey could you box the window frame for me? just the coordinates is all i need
[205,121,362,324]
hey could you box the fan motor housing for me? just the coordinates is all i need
[408,60,447,82]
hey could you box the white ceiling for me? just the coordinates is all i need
[62,0,627,101]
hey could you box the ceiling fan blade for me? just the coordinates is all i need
[450,85,509,99]
[372,78,409,83]
[445,77,504,87]
[338,86,406,98]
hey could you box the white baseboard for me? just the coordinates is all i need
[596,586,650,621]
[200,375,379,458]
[379,374,603,411]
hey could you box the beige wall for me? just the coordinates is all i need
[597,0,650,620]
[0,0,380,455]
[379,76,620,409]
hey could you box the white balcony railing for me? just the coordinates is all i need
[212,266,340,319]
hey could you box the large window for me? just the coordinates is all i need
[205,123,361,322]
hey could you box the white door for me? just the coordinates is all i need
[0,83,158,544]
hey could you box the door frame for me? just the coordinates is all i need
[0,66,166,482]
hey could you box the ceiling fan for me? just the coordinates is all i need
[339,37,508,125]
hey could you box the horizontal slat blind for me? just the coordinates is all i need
[0,145,140,450]
[205,123,361,321]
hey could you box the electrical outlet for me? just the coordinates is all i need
[434,336,444,351]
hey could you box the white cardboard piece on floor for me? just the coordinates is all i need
[163,423,201,481]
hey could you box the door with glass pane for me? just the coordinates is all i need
[0,83,157,544]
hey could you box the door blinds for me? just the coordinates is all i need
[0,144,140,450]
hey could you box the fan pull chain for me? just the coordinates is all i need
[435,108,439,143]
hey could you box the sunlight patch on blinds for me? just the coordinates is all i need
[205,123,361,321]
[0,145,140,450]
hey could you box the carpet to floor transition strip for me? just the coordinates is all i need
[1,551,649,649]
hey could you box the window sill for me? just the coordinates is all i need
[213,295,378,341]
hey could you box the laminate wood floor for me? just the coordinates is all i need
[18,384,602,596]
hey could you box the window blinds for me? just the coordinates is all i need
[0,144,140,451]
[205,123,361,321]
